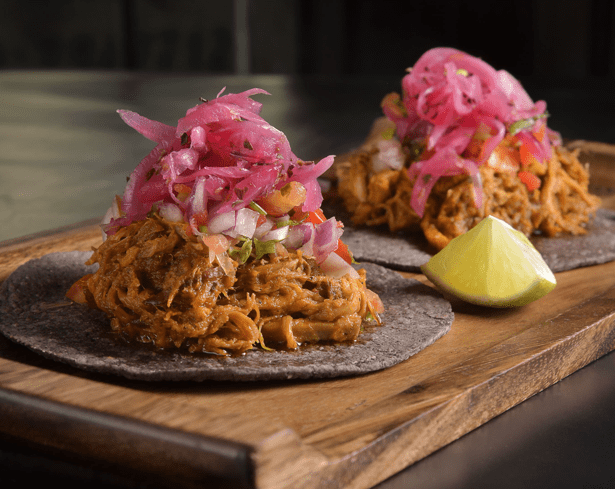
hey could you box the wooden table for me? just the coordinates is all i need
[1,72,615,489]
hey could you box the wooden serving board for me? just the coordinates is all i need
[1,142,615,489]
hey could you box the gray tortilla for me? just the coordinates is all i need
[322,200,435,273]
[0,251,453,382]
[339,208,615,274]
[340,225,433,273]
[531,208,615,272]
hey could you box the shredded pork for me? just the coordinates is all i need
[336,144,601,251]
[83,215,374,355]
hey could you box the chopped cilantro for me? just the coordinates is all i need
[249,201,267,215]
[254,238,277,259]
[382,127,396,140]
[229,237,253,264]
[509,119,535,135]
[275,219,300,228]
[509,113,548,136]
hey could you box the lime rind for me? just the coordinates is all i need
[421,216,556,307]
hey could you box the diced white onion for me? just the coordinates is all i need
[261,224,289,242]
[253,217,275,240]
[208,210,236,234]
[234,207,260,238]
[282,224,310,249]
[159,203,184,222]
[298,228,315,258]
[372,138,405,173]
[102,207,114,227]
[318,252,360,279]
[100,198,123,241]
[215,252,235,276]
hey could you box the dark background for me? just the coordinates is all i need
[1,0,614,81]
[1,2,615,489]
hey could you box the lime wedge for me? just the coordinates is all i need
[421,215,556,307]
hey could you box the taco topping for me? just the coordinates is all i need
[69,89,383,356]
[335,48,601,250]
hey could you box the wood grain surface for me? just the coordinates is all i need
[1,141,615,489]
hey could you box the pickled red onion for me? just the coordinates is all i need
[106,88,348,275]
[117,110,175,143]
[111,89,333,233]
[384,47,561,217]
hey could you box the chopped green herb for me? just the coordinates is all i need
[382,127,396,140]
[364,311,380,323]
[244,140,254,150]
[229,238,253,264]
[249,201,267,215]
[254,238,277,259]
[508,113,548,136]
[276,219,300,228]
[509,118,535,135]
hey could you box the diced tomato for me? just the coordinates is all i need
[192,210,208,226]
[518,171,541,191]
[307,209,353,264]
[519,143,538,167]
[201,234,230,255]
[533,120,546,143]
[257,213,268,227]
[463,121,494,161]
[487,143,520,172]
[306,209,327,224]
[258,182,307,217]
[173,183,192,202]
[334,239,353,265]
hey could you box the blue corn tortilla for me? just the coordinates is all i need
[0,251,453,382]
[531,208,615,272]
[329,207,615,274]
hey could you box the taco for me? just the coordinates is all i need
[331,48,614,273]
[55,88,393,358]
[0,252,452,381]
[0,86,451,375]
